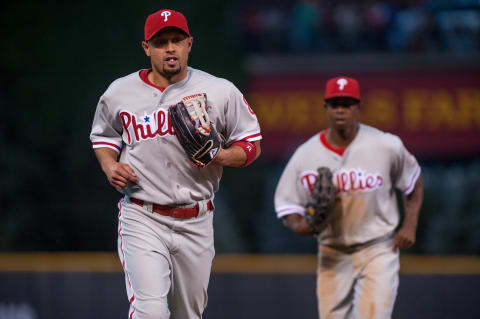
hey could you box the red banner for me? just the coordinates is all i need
[247,70,480,158]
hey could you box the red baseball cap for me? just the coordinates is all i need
[324,76,360,101]
[144,9,191,41]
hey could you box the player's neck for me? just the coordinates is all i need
[149,68,188,88]
[327,124,359,148]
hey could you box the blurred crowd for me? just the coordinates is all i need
[231,0,480,53]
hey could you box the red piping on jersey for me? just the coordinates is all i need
[242,132,262,141]
[92,141,121,152]
[276,208,300,214]
[320,130,346,156]
[139,69,166,92]
[402,164,421,194]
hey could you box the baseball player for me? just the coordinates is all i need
[90,9,261,319]
[274,76,423,319]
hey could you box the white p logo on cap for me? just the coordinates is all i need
[161,11,171,22]
[337,78,348,90]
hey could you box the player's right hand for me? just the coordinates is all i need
[283,214,315,236]
[105,162,139,190]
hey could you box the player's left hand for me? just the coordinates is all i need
[393,224,416,250]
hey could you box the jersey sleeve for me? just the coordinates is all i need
[274,150,309,219]
[89,95,123,153]
[224,85,262,145]
[391,136,421,195]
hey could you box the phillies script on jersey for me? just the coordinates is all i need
[301,168,383,195]
[120,108,174,144]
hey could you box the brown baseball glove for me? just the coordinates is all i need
[169,93,221,167]
[305,167,337,235]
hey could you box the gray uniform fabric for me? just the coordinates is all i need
[274,124,420,318]
[274,124,420,246]
[91,67,261,205]
[90,67,261,318]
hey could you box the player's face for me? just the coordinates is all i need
[142,28,192,79]
[324,98,359,131]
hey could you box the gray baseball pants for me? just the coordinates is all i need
[316,237,399,319]
[117,197,215,319]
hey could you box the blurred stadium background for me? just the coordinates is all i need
[1,0,479,318]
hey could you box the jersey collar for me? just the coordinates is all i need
[139,68,166,92]
[320,130,346,156]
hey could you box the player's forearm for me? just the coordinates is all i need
[402,174,424,229]
[94,147,138,189]
[94,148,119,173]
[214,141,261,167]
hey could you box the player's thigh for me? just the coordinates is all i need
[170,250,214,319]
[119,230,173,319]
[118,203,173,300]
[317,246,356,318]
[171,212,215,289]
[169,215,215,318]
[354,247,399,319]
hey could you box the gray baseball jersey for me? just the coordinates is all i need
[90,66,261,204]
[90,67,261,319]
[274,124,421,246]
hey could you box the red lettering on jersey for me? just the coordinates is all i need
[365,175,375,188]
[301,168,383,195]
[119,112,132,144]
[357,175,365,190]
[300,171,317,195]
[336,169,383,193]
[350,171,358,190]
[339,172,349,192]
[376,175,383,187]
[144,120,156,139]
[119,109,175,144]
[131,116,146,141]
[157,111,166,136]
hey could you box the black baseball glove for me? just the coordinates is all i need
[305,167,337,235]
[169,93,221,167]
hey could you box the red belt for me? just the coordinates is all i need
[130,198,213,219]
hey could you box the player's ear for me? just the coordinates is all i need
[187,36,193,53]
[142,41,151,57]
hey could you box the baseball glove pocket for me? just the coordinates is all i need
[305,167,337,235]
[169,93,221,167]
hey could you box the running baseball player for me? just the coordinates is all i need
[90,9,261,319]
[274,76,423,319]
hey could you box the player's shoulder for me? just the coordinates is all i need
[103,70,143,96]
[359,123,403,149]
[293,132,322,157]
[189,67,236,90]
